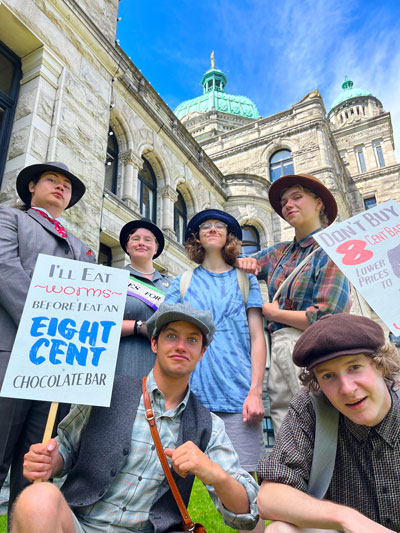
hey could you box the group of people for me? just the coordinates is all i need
[0,160,399,532]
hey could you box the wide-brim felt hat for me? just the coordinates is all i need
[292,313,385,370]
[185,209,242,241]
[119,218,165,258]
[16,161,86,209]
[146,301,216,347]
[268,174,338,225]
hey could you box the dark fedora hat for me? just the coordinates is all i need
[16,161,86,209]
[119,218,165,258]
[268,174,337,225]
[184,209,242,241]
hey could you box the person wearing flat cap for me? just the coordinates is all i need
[257,313,400,533]
[14,302,259,532]
[116,218,171,378]
[238,174,351,434]
[0,162,95,513]
[164,209,266,532]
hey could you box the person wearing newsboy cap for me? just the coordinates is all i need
[257,313,400,532]
[15,302,259,532]
[237,174,352,434]
[0,162,95,513]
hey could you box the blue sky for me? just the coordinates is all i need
[117,0,400,151]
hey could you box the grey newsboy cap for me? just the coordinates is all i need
[146,302,215,346]
[293,313,385,369]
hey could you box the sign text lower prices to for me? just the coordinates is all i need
[313,200,400,333]
[0,254,128,408]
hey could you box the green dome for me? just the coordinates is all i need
[175,65,259,121]
[330,76,372,111]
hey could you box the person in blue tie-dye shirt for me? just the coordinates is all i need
[165,209,266,533]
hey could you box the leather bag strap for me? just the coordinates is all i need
[142,377,196,532]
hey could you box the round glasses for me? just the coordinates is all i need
[199,221,228,232]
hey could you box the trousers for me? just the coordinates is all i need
[267,327,303,435]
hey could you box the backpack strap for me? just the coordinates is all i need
[179,267,249,306]
[308,391,339,499]
[179,269,194,300]
[235,267,249,307]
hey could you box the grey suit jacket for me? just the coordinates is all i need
[0,205,96,367]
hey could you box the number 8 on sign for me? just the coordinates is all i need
[336,240,374,266]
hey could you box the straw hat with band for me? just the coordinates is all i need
[119,218,165,258]
[268,174,337,225]
[16,161,86,209]
[185,208,242,241]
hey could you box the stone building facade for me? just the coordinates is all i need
[1,0,400,443]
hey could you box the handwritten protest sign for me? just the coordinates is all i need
[0,254,128,407]
[314,200,400,333]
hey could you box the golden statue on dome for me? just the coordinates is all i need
[210,50,215,69]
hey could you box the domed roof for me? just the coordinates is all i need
[175,56,259,121]
[330,76,372,111]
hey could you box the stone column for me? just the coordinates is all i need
[159,185,178,239]
[120,149,142,210]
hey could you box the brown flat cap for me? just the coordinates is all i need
[293,313,385,369]
[268,174,337,225]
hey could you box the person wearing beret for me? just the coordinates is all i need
[165,209,266,532]
[238,174,352,434]
[116,218,171,378]
[257,313,400,532]
[0,161,96,513]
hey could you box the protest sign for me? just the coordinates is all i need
[313,200,400,333]
[0,254,128,407]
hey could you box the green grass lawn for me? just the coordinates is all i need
[0,478,237,532]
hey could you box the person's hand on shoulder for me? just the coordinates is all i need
[236,257,260,276]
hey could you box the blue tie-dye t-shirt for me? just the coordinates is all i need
[164,266,263,412]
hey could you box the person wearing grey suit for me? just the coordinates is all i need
[0,161,96,515]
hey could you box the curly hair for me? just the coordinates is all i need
[299,341,400,391]
[185,231,241,265]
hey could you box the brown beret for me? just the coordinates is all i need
[293,313,385,369]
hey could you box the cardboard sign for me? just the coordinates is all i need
[313,200,400,333]
[0,254,128,407]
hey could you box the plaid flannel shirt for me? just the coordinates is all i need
[254,231,351,332]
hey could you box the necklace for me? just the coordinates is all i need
[130,264,155,275]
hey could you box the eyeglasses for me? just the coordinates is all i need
[199,221,228,232]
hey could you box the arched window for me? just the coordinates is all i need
[0,42,22,184]
[105,128,119,193]
[137,157,157,222]
[174,191,187,245]
[241,225,260,255]
[269,150,294,182]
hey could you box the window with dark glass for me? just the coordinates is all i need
[241,225,260,255]
[373,140,385,168]
[137,157,157,222]
[0,42,22,185]
[105,128,119,193]
[355,146,366,173]
[174,192,187,245]
[99,243,112,266]
[363,196,377,210]
[269,150,294,182]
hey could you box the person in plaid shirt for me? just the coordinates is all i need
[12,302,259,533]
[257,313,400,532]
[238,174,351,434]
